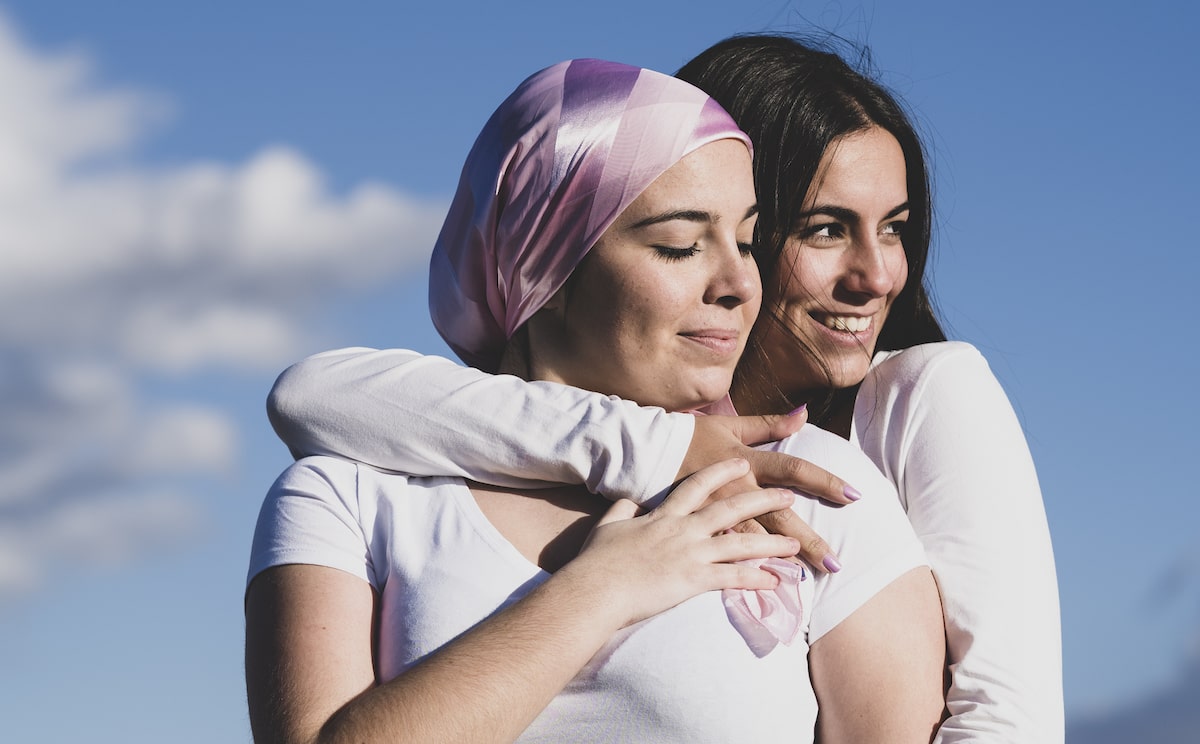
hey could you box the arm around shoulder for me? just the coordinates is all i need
[266,346,695,502]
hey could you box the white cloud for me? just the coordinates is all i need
[0,488,204,598]
[123,407,237,475]
[0,11,447,598]
[120,302,303,373]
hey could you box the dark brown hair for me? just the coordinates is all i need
[677,33,947,418]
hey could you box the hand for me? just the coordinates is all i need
[565,458,800,628]
[678,412,858,573]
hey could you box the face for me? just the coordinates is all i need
[527,139,760,412]
[759,126,910,397]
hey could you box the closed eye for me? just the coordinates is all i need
[654,245,700,261]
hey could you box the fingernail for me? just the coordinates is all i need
[822,554,842,573]
[843,484,861,502]
[786,404,807,417]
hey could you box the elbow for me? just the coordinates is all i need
[266,362,315,459]
[266,365,294,428]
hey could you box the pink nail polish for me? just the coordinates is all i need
[822,555,842,573]
[787,403,807,417]
[843,485,861,502]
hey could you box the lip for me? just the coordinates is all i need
[678,328,743,356]
[808,312,877,344]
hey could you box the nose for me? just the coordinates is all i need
[842,234,903,299]
[705,239,760,309]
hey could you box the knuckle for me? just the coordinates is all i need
[734,565,757,585]
[769,506,794,525]
[788,457,814,480]
[729,519,756,535]
[803,537,829,558]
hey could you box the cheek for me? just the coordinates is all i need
[777,248,834,305]
[593,283,673,349]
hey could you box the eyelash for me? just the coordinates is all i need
[654,245,700,262]
[799,223,845,242]
[654,243,756,261]
[799,221,907,242]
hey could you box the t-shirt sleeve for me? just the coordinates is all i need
[762,427,929,644]
[246,457,377,591]
[856,342,1063,743]
[266,347,694,505]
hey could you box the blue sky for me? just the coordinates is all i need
[0,1,1197,741]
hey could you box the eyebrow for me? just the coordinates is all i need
[796,201,910,224]
[629,205,759,230]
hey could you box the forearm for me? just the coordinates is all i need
[247,563,627,744]
[321,565,622,744]
[267,347,693,502]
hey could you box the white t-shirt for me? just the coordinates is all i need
[248,427,927,743]
[266,340,1063,742]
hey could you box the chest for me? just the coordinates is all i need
[363,479,820,742]
[468,482,604,572]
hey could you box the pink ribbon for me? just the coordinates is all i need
[721,556,806,657]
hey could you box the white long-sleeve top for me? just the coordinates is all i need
[267,340,1063,743]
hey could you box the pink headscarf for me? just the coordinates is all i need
[428,58,752,372]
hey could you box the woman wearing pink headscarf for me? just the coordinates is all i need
[245,60,944,743]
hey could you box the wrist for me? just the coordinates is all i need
[546,559,635,632]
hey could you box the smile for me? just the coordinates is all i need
[815,314,871,333]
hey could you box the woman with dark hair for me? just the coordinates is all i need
[677,34,946,422]
[266,34,1061,742]
[246,59,945,743]
[676,36,1062,740]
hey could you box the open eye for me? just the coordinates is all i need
[881,220,906,238]
[799,223,846,243]
[653,245,700,262]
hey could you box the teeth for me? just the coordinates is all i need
[821,315,870,333]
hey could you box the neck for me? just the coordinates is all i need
[730,376,858,440]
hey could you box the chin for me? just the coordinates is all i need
[826,358,874,389]
[677,382,733,413]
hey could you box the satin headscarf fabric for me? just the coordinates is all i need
[428,58,752,372]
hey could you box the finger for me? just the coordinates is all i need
[702,471,760,507]
[657,458,751,515]
[693,487,795,534]
[595,498,640,527]
[705,531,802,564]
[730,518,805,565]
[746,450,860,505]
[754,507,842,574]
[712,408,809,447]
[728,517,769,536]
[701,562,786,593]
